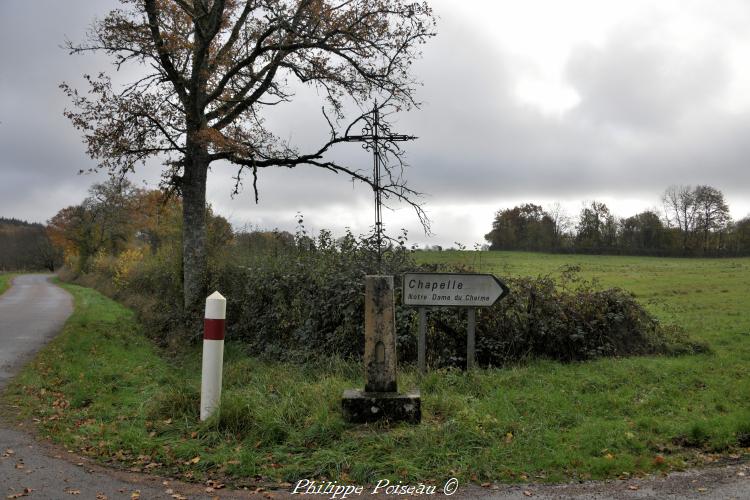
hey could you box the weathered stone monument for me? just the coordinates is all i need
[342,275,421,423]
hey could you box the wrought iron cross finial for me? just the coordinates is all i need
[344,102,416,270]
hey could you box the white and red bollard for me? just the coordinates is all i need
[200,291,226,421]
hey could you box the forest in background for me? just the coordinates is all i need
[4,181,749,274]
[0,217,62,271]
[484,185,750,257]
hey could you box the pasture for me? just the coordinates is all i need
[3,252,749,485]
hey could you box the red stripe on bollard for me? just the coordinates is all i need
[204,318,225,340]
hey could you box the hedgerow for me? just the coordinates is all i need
[73,226,705,366]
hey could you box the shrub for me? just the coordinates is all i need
[112,247,145,288]
[217,232,704,365]
[208,228,415,360]
[74,226,703,367]
[422,274,707,368]
[121,245,186,341]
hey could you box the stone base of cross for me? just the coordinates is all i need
[341,275,421,424]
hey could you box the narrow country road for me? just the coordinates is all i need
[0,276,747,499]
[0,275,243,499]
[0,275,72,386]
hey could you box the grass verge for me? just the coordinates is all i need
[0,273,16,295]
[2,267,750,488]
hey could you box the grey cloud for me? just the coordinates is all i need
[565,26,729,130]
[390,12,746,213]
[2,0,750,246]
[234,7,750,229]
[0,0,119,223]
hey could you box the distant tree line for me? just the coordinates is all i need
[485,185,750,257]
[46,178,369,281]
[46,178,234,276]
[0,217,62,271]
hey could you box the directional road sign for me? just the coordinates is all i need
[403,272,509,307]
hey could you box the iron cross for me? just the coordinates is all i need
[344,103,416,268]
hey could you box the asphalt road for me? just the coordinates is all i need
[0,274,71,386]
[0,275,236,499]
[0,275,748,499]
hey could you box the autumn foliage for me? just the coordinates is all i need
[48,178,230,282]
[62,0,436,317]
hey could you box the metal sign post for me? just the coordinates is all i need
[418,307,427,373]
[466,307,476,370]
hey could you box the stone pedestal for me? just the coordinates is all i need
[341,389,421,424]
[342,275,421,424]
[364,275,398,393]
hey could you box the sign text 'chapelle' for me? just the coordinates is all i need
[403,273,509,307]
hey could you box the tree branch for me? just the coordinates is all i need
[144,0,189,105]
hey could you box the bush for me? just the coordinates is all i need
[212,235,703,366]
[209,228,416,360]
[423,273,707,368]
[73,227,703,367]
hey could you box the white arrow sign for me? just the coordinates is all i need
[403,273,509,307]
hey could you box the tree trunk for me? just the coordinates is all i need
[181,147,209,320]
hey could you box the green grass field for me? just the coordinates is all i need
[2,253,749,487]
[416,251,750,348]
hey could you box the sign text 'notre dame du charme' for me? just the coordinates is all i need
[403,273,509,308]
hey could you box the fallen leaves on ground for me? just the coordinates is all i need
[6,487,33,499]
[206,479,225,490]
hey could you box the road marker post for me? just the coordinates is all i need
[200,291,226,421]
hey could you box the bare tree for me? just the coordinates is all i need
[662,185,730,254]
[693,185,730,253]
[546,202,571,245]
[62,0,436,317]
[662,185,697,252]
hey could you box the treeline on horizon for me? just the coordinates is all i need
[0,178,313,273]
[484,185,750,257]
[0,217,62,271]
[3,181,750,273]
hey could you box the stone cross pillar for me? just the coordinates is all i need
[342,275,421,424]
[364,276,397,393]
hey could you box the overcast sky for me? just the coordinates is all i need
[2,0,750,247]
